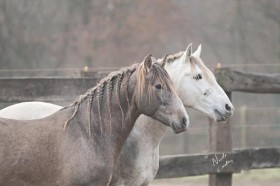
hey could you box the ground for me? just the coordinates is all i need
[150,168,280,186]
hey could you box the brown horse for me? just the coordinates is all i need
[0,55,189,186]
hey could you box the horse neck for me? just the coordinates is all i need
[102,82,141,145]
[75,70,141,154]
[136,115,168,147]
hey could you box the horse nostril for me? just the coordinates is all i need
[225,104,231,111]
[182,117,187,128]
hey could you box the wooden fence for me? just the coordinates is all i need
[206,68,280,186]
[0,68,280,186]
[156,147,280,178]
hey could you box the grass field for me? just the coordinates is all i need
[151,168,280,186]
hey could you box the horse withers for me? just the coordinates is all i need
[0,54,188,186]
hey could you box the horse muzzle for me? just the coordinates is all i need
[171,116,188,134]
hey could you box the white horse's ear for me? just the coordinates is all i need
[186,43,192,58]
[143,54,153,72]
[182,43,192,62]
[193,44,202,58]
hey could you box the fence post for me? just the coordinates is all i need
[240,105,248,148]
[208,91,233,186]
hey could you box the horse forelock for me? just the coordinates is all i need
[136,62,175,106]
[150,63,174,91]
[190,55,216,84]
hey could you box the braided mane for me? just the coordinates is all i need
[63,63,139,133]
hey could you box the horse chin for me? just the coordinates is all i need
[171,123,187,134]
[214,109,230,122]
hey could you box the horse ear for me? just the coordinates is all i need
[143,54,153,72]
[193,44,202,58]
[187,43,192,57]
[161,55,168,67]
[182,43,192,62]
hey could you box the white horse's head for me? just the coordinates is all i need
[162,44,234,122]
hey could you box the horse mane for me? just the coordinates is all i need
[161,51,184,64]
[64,63,138,133]
[63,59,174,135]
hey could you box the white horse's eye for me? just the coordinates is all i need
[193,74,202,80]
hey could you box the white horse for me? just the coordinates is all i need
[0,44,233,186]
[0,102,62,120]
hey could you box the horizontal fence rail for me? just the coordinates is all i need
[0,70,111,102]
[215,68,280,93]
[1,68,280,102]
[0,77,99,102]
[156,147,280,179]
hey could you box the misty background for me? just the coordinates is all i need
[0,0,279,155]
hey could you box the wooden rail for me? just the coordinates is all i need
[0,77,99,102]
[1,68,280,101]
[215,68,280,93]
[156,147,280,179]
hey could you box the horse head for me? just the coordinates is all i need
[162,44,234,122]
[134,54,189,133]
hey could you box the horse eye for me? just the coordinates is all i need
[193,74,202,80]
[155,84,162,89]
